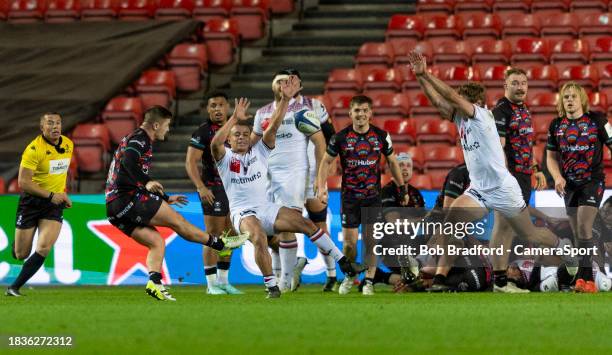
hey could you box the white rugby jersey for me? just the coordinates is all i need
[253,96,329,171]
[454,105,511,191]
[216,140,272,216]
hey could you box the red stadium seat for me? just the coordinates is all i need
[588,92,608,113]
[428,170,449,190]
[511,38,550,67]
[8,0,45,23]
[528,93,559,118]
[422,14,464,40]
[371,93,411,118]
[492,0,531,14]
[550,39,590,66]
[502,14,540,40]
[470,39,512,66]
[383,119,416,144]
[432,40,472,66]
[417,0,454,14]
[155,0,194,20]
[591,37,612,62]
[394,145,425,172]
[532,144,546,167]
[606,170,612,188]
[102,96,144,144]
[45,0,80,22]
[532,115,554,142]
[454,0,493,14]
[193,0,231,21]
[570,0,609,14]
[167,43,208,92]
[117,0,155,20]
[331,116,351,132]
[325,68,362,93]
[361,68,401,95]
[391,40,433,66]
[479,64,510,89]
[80,0,118,21]
[439,65,481,87]
[8,178,21,193]
[409,174,433,190]
[531,0,569,14]
[598,63,612,91]
[202,18,239,66]
[135,70,176,109]
[416,118,458,145]
[578,12,612,40]
[397,64,441,95]
[268,0,292,14]
[230,0,269,41]
[407,91,441,117]
[423,146,464,170]
[558,64,600,90]
[524,65,559,94]
[538,13,579,41]
[72,123,111,173]
[0,177,5,194]
[386,15,425,42]
[355,42,394,70]
[329,95,352,120]
[458,13,501,41]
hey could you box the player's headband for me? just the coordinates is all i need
[272,74,291,90]
[396,153,412,164]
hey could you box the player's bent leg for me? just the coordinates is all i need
[240,216,279,298]
[13,227,36,260]
[130,226,175,301]
[338,228,359,295]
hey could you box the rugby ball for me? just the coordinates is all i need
[294,109,321,135]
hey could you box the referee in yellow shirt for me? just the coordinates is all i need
[6,113,73,297]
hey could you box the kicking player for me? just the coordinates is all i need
[407,51,569,293]
[106,106,248,301]
[212,79,362,298]
[186,91,242,295]
[317,95,408,296]
[546,82,612,293]
[251,68,332,292]
[6,113,73,297]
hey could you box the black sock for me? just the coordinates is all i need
[204,267,217,276]
[374,268,392,284]
[11,252,46,290]
[557,264,575,288]
[494,270,507,288]
[149,271,162,284]
[205,234,224,251]
[365,277,374,285]
[217,261,230,271]
[338,256,348,265]
[578,239,594,281]
[433,274,447,285]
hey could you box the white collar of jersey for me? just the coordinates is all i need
[272,95,301,110]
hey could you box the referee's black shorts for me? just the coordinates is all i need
[15,193,64,229]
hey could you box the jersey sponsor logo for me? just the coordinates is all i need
[462,141,481,152]
[230,172,262,184]
[230,158,241,173]
[261,118,271,130]
[49,158,70,175]
[276,132,293,139]
[348,159,378,167]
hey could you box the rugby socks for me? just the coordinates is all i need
[433,274,447,286]
[204,266,217,286]
[271,250,281,279]
[279,239,298,289]
[217,261,230,285]
[309,229,343,262]
[493,270,508,288]
[149,271,162,285]
[374,268,392,285]
[322,251,336,278]
[263,275,277,288]
[11,252,45,290]
[578,239,594,281]
[205,234,225,251]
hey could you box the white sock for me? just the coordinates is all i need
[217,269,229,285]
[264,275,277,288]
[296,233,306,258]
[309,229,343,262]
[204,266,217,286]
[323,252,336,277]
[271,250,281,279]
[279,239,298,289]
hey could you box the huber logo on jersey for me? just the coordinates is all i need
[230,158,241,173]
[294,109,320,135]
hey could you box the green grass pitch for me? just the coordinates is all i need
[1,285,611,354]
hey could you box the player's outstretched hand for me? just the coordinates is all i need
[407,51,426,75]
[168,195,188,207]
[232,97,252,121]
[281,75,302,99]
[533,171,547,190]
[145,180,164,195]
[553,176,566,197]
